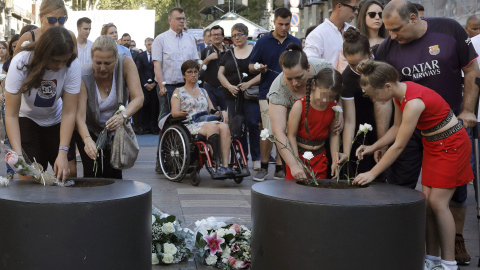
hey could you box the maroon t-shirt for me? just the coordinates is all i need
[376,17,478,113]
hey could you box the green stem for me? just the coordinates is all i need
[275,138,318,185]
[355,133,367,178]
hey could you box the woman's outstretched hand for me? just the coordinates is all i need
[353,171,375,186]
[356,144,375,160]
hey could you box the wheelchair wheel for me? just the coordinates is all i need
[190,172,200,186]
[159,125,191,182]
[233,177,243,184]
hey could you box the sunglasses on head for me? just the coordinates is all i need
[46,16,67,25]
[340,3,359,12]
[367,12,383,19]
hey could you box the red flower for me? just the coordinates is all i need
[204,232,225,255]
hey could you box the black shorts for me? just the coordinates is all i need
[19,117,75,170]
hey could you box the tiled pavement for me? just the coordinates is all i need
[2,134,480,269]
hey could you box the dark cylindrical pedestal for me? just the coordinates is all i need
[251,180,425,270]
[0,179,151,270]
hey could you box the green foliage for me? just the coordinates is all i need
[97,0,142,10]
[237,0,269,25]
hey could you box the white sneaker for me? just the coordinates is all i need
[253,161,261,171]
[425,259,438,270]
[431,263,457,270]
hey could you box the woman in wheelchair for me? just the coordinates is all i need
[170,60,236,176]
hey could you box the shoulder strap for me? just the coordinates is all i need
[30,30,35,42]
[229,49,242,82]
[116,54,127,106]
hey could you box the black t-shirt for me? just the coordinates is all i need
[375,17,478,112]
[219,49,255,99]
[2,59,11,73]
[200,45,228,88]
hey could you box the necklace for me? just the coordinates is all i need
[99,77,113,95]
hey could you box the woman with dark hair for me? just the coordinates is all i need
[171,60,235,176]
[4,27,80,182]
[356,0,387,52]
[2,34,19,74]
[100,23,132,58]
[75,35,143,179]
[286,68,346,179]
[0,41,8,70]
[218,23,261,173]
[267,43,345,179]
[341,27,388,178]
[353,59,472,270]
[14,0,76,56]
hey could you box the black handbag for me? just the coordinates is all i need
[230,50,259,100]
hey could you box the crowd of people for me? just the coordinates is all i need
[1,0,480,269]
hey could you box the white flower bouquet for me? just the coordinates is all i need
[194,217,251,269]
[5,150,73,186]
[151,212,194,265]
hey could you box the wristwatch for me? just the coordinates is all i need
[121,112,128,119]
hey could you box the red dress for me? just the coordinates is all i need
[394,81,473,188]
[286,98,336,180]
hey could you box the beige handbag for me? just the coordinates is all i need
[110,56,139,170]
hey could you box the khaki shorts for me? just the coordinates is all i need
[259,99,272,134]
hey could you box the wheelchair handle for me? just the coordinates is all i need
[217,106,225,122]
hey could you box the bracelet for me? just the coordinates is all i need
[59,146,69,152]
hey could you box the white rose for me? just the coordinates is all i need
[205,254,218,266]
[260,128,270,141]
[243,230,251,239]
[0,74,6,81]
[198,59,203,65]
[162,81,166,86]
[222,258,228,264]
[163,243,177,255]
[227,229,236,236]
[152,253,159,264]
[358,124,365,135]
[217,228,227,238]
[242,72,248,78]
[198,80,202,84]
[118,105,126,112]
[254,62,261,70]
[151,215,156,225]
[332,105,343,113]
[161,222,176,234]
[302,151,314,161]
[202,64,207,71]
[363,123,373,132]
[221,246,231,258]
[162,253,174,264]
[235,261,244,268]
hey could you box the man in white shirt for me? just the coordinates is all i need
[304,0,359,67]
[152,7,198,173]
[152,7,198,112]
[76,17,93,67]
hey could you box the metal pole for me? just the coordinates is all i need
[474,77,480,267]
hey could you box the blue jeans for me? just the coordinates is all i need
[2,105,14,175]
[225,96,261,161]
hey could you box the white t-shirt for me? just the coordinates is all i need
[304,19,353,68]
[5,51,81,126]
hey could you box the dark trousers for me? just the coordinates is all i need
[73,130,122,179]
[157,83,184,120]
[204,82,227,111]
[19,117,61,170]
[225,96,261,161]
[139,86,159,133]
[386,128,468,205]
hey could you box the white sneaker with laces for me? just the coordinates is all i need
[425,259,438,270]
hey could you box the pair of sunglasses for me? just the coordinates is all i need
[367,12,383,19]
[46,16,67,25]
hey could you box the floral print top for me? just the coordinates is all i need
[178,86,214,135]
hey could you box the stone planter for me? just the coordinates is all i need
[251,180,425,270]
[0,178,151,270]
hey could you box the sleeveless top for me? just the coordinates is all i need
[394,81,451,131]
[296,97,336,141]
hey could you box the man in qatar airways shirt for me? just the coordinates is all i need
[374,0,480,267]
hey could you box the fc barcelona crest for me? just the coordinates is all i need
[429,45,440,55]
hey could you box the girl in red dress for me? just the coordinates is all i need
[353,60,472,270]
[286,67,346,180]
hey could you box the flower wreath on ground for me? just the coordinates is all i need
[194,217,251,269]
[151,208,194,265]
